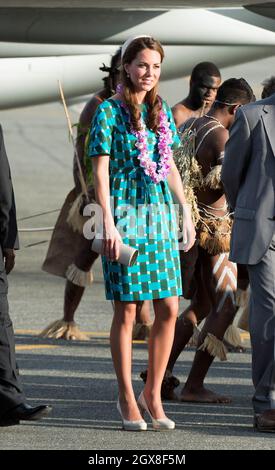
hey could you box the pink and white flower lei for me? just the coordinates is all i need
[133,109,173,183]
[119,93,173,184]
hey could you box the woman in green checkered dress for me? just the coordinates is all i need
[88,36,195,431]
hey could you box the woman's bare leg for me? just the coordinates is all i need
[143,296,178,418]
[110,300,143,421]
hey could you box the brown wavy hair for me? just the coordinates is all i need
[121,37,164,133]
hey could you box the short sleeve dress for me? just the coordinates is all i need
[88,98,182,301]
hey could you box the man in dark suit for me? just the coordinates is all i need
[0,125,52,426]
[222,92,275,432]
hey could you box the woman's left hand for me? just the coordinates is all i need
[181,203,196,252]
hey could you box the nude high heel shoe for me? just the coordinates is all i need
[116,400,147,431]
[137,391,175,430]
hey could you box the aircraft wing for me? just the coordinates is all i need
[0,1,272,8]
[0,2,275,108]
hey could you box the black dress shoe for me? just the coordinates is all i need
[0,403,52,426]
[254,409,275,433]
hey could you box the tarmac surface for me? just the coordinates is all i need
[0,103,274,451]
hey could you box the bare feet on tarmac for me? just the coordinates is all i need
[179,387,232,403]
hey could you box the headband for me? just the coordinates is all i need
[121,35,152,59]
[215,99,240,106]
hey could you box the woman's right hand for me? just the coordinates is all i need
[102,218,122,262]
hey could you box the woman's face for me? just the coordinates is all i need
[124,48,162,93]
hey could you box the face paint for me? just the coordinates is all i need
[212,254,237,313]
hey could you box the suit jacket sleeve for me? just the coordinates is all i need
[0,125,19,250]
[221,107,252,210]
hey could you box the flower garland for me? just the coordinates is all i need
[118,87,173,184]
[132,109,173,184]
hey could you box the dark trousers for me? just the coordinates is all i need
[0,246,24,417]
[248,234,275,414]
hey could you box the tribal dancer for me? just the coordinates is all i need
[158,79,254,402]
[172,62,221,128]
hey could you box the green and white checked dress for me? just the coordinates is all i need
[88,98,182,301]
